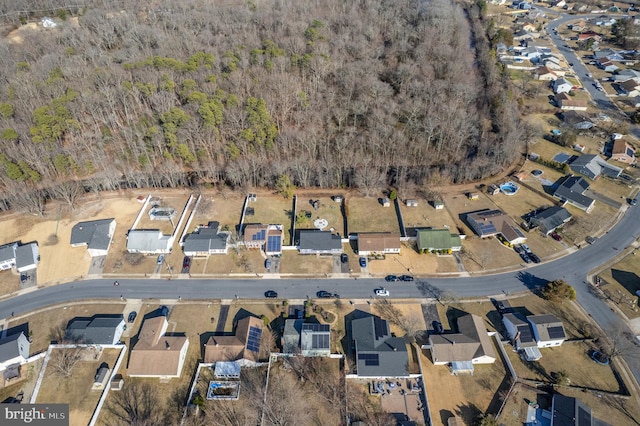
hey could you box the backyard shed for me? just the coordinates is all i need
[450,361,474,375]
[405,199,418,207]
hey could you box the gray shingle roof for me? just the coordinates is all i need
[554,176,594,211]
[552,394,592,426]
[0,332,25,362]
[65,315,124,344]
[282,319,304,354]
[70,219,115,250]
[298,231,342,252]
[530,206,572,234]
[0,242,17,263]
[352,315,409,377]
[183,225,229,253]
[569,155,622,180]
[15,243,38,271]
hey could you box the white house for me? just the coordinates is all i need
[502,314,542,361]
[70,219,116,257]
[552,78,573,94]
[0,332,30,370]
[0,242,18,270]
[126,230,173,254]
[528,314,567,348]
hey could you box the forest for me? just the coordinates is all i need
[0,0,523,213]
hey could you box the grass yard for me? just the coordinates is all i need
[279,250,333,275]
[191,191,245,233]
[459,237,522,272]
[199,248,265,275]
[400,201,459,234]
[597,250,640,320]
[295,193,345,236]
[346,196,399,234]
[36,347,122,426]
[365,243,460,275]
[245,193,293,240]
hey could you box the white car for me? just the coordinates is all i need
[375,288,390,297]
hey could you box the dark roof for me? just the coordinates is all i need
[552,394,592,426]
[299,231,342,252]
[351,315,409,377]
[569,155,622,180]
[503,313,536,347]
[65,315,124,344]
[301,323,331,353]
[15,243,38,270]
[70,219,115,250]
[282,319,304,353]
[0,242,17,263]
[530,206,572,234]
[183,224,229,253]
[0,332,26,362]
[553,176,594,211]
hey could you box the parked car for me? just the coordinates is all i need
[340,253,349,263]
[157,254,165,265]
[128,311,137,323]
[385,275,399,282]
[400,275,414,282]
[520,252,532,264]
[514,245,525,255]
[317,290,332,298]
[20,273,27,283]
[264,290,278,298]
[529,253,541,264]
[586,236,597,245]
[359,257,367,268]
[182,256,191,269]
[521,244,532,254]
[265,258,272,269]
[496,301,506,313]
[551,232,562,241]
[629,198,638,207]
[374,288,389,297]
[432,321,444,334]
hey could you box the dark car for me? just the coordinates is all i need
[514,245,525,255]
[359,257,367,268]
[495,301,507,313]
[385,275,399,282]
[182,256,191,269]
[585,236,597,245]
[159,305,169,317]
[529,253,541,264]
[20,273,27,283]
[317,290,332,298]
[340,253,349,263]
[128,311,137,323]
[432,321,444,334]
[629,198,638,206]
[520,252,532,263]
[400,275,414,282]
[265,290,278,298]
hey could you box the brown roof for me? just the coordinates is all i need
[357,233,401,252]
[243,224,268,243]
[429,314,496,363]
[128,317,189,376]
[621,79,640,92]
[204,316,263,363]
[612,139,632,155]
[466,210,525,243]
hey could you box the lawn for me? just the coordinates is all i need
[36,347,122,426]
[199,247,265,275]
[134,194,191,235]
[365,242,459,275]
[279,250,333,275]
[245,193,293,243]
[597,250,640,320]
[400,200,459,235]
[295,193,346,236]
[346,195,399,234]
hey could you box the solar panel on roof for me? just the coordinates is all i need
[546,326,565,339]
[267,235,281,252]
[373,317,387,340]
[312,334,329,349]
[517,324,534,343]
[303,323,329,332]
[358,353,376,360]
[478,222,497,235]
[246,326,262,352]
[252,230,266,241]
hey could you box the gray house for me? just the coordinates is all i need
[553,176,595,213]
[529,206,572,235]
[569,154,623,180]
[15,243,39,273]
[298,230,342,255]
[183,222,230,256]
[0,332,30,369]
[351,314,409,378]
[65,315,126,345]
[70,219,116,257]
[0,242,18,270]
[502,313,542,361]
[126,230,173,254]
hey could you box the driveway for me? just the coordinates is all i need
[88,256,106,275]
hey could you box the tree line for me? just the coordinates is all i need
[0,0,523,214]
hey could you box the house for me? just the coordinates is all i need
[561,111,594,130]
[416,229,462,253]
[428,314,496,368]
[577,31,602,42]
[357,233,401,256]
[495,43,507,55]
[183,222,230,256]
[126,229,173,254]
[466,209,527,245]
[243,224,284,255]
[555,93,588,111]
[551,394,596,426]
[596,57,618,73]
[0,332,30,370]
[618,78,640,97]
[70,219,116,257]
[298,230,342,255]
[610,139,636,164]
[552,78,573,94]
[64,315,126,345]
[204,316,263,364]
[502,313,542,361]
[553,176,595,212]
[282,320,331,357]
[534,66,558,81]
[528,314,567,347]
[128,316,189,378]
[15,243,38,273]
[611,69,640,83]
[0,242,18,270]
[569,154,623,180]
[351,314,409,378]
[529,206,572,235]
[593,48,623,61]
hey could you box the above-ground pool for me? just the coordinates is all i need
[500,181,519,196]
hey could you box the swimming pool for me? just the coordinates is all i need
[500,181,519,196]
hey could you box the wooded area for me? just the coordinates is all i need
[0,0,523,213]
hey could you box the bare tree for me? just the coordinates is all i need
[49,347,83,378]
[105,382,163,426]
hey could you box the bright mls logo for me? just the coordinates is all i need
[1,404,68,425]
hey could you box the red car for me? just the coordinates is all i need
[183,256,191,269]
[551,233,562,241]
